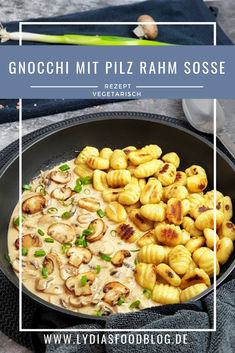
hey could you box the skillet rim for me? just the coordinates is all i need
[0,111,234,322]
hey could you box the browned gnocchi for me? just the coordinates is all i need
[9,142,235,318]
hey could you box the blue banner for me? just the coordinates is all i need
[0,45,234,98]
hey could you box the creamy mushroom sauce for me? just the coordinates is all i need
[8,159,157,316]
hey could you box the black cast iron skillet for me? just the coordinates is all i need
[0,111,234,321]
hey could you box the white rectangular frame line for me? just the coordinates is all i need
[18,21,217,332]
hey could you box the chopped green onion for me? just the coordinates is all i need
[134,258,138,265]
[130,249,140,252]
[41,267,48,279]
[75,237,87,248]
[94,310,103,317]
[99,253,112,262]
[79,176,92,185]
[59,164,70,172]
[110,230,117,237]
[74,227,93,248]
[22,247,28,256]
[47,207,58,214]
[45,237,54,243]
[22,184,32,191]
[82,228,93,236]
[35,184,47,196]
[74,183,82,193]
[0,28,173,46]
[34,249,46,257]
[14,215,25,227]
[80,275,88,286]
[129,300,141,309]
[61,243,72,254]
[73,176,91,193]
[97,209,105,218]
[37,229,45,236]
[95,265,101,274]
[117,298,125,306]
[61,211,73,220]
[143,288,152,299]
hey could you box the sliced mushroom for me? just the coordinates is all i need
[133,15,158,40]
[77,197,100,212]
[77,213,94,225]
[111,250,131,267]
[86,219,107,243]
[47,223,75,243]
[50,170,71,184]
[65,272,96,297]
[30,260,40,270]
[22,195,46,214]
[89,240,114,256]
[43,253,63,274]
[91,289,104,304]
[36,277,54,291]
[41,173,51,187]
[103,281,130,306]
[38,214,56,226]
[15,234,42,249]
[69,295,92,308]
[96,301,114,316]
[36,277,63,295]
[60,264,80,281]
[60,298,69,308]
[67,247,92,268]
[51,187,72,200]
[12,257,27,272]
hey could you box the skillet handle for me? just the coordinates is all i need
[217,131,235,159]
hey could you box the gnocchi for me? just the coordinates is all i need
[137,230,156,247]
[140,203,166,222]
[166,198,184,225]
[105,201,127,223]
[129,208,154,231]
[75,146,99,164]
[155,224,182,247]
[134,159,162,178]
[99,147,113,160]
[180,284,208,302]
[218,221,235,241]
[193,247,220,277]
[138,244,167,265]
[181,268,211,289]
[168,245,192,275]
[162,152,180,169]
[134,263,157,290]
[128,149,153,165]
[142,144,162,159]
[118,184,141,206]
[140,178,163,204]
[155,264,181,287]
[93,170,108,191]
[216,237,234,265]
[152,283,180,304]
[87,156,109,170]
[107,170,131,187]
[110,149,128,170]
[157,163,177,186]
